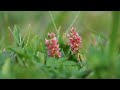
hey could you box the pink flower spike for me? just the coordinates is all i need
[67,27,82,54]
[45,32,61,58]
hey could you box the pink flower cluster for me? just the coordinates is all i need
[45,33,61,58]
[67,27,82,54]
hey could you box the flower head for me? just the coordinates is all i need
[45,32,61,58]
[67,27,82,54]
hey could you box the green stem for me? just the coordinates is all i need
[49,11,58,34]
[108,11,120,60]
[65,11,80,35]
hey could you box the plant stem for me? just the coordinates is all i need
[108,11,120,60]
[49,11,58,34]
[65,11,80,35]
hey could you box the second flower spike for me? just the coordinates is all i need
[67,27,82,54]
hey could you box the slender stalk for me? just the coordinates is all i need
[49,11,58,34]
[25,24,31,47]
[108,11,120,60]
[8,26,19,45]
[65,11,80,34]
[8,27,14,36]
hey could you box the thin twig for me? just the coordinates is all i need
[25,24,31,47]
[49,11,58,34]
[8,26,19,44]
[65,11,80,34]
[57,26,61,38]
[8,27,14,36]
[82,21,97,34]
[8,25,20,44]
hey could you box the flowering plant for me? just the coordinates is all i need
[67,27,82,54]
[67,27,82,62]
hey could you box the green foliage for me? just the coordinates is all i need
[0,11,120,79]
[1,58,11,78]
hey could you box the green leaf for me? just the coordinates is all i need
[36,52,45,64]
[54,57,67,67]
[1,58,11,78]
[46,57,57,67]
[13,25,21,44]
[67,53,78,62]
[62,61,77,66]
[58,57,66,61]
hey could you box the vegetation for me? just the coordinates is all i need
[0,11,120,79]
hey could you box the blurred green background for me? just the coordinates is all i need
[0,11,112,49]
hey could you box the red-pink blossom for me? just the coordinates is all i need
[67,27,82,54]
[45,33,61,58]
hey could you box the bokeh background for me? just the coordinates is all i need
[0,11,112,49]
